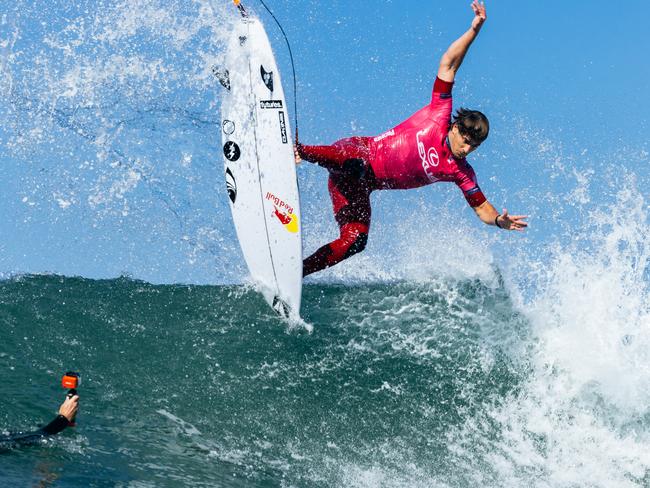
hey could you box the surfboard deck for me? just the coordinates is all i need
[219,11,302,319]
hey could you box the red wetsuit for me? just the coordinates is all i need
[299,78,487,276]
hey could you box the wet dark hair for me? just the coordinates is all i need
[452,108,489,145]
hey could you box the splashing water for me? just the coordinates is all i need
[1,2,649,487]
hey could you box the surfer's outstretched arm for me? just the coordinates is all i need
[437,0,486,83]
[473,201,528,231]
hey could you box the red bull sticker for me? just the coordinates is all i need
[266,192,299,233]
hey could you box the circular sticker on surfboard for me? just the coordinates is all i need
[223,141,241,161]
[222,120,236,135]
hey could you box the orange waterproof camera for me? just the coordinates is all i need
[61,372,80,395]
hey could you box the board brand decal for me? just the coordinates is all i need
[278,112,288,144]
[239,36,247,46]
[266,192,298,233]
[274,206,299,233]
[223,141,241,162]
[225,167,237,203]
[273,207,293,225]
[266,192,294,214]
[260,65,274,91]
[222,120,236,135]
[212,67,231,91]
[260,100,283,109]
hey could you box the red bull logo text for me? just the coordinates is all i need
[265,192,294,215]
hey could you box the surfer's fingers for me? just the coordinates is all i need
[472,0,486,17]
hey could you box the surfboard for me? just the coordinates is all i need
[218,5,302,319]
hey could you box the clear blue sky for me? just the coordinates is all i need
[1,0,648,284]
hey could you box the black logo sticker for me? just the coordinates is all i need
[222,120,236,135]
[239,36,247,46]
[223,141,241,162]
[260,65,274,91]
[213,67,231,91]
[260,100,283,109]
[225,167,237,203]
[278,111,288,144]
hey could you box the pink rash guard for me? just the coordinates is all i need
[369,78,486,207]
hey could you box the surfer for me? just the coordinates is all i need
[0,393,79,451]
[296,1,528,276]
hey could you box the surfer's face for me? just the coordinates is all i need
[449,124,480,159]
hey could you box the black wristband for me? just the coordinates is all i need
[495,214,502,229]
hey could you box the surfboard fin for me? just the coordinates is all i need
[272,296,291,318]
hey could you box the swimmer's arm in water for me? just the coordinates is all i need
[437,0,487,83]
[41,394,79,435]
[0,395,79,448]
[474,200,528,231]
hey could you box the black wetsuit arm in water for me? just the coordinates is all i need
[0,415,70,450]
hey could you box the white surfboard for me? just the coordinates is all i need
[218,8,302,319]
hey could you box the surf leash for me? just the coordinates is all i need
[233,0,300,144]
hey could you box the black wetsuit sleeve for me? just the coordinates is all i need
[0,415,70,450]
[39,415,70,436]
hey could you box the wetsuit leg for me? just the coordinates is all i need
[303,171,372,277]
[297,137,370,173]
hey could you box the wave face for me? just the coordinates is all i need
[1,260,649,487]
[0,274,525,487]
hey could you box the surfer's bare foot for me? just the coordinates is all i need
[294,145,302,165]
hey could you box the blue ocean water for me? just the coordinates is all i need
[0,275,523,487]
[1,258,649,487]
[1,1,650,487]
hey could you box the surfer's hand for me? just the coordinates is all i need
[470,0,486,31]
[294,144,302,165]
[58,394,79,422]
[497,209,528,232]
